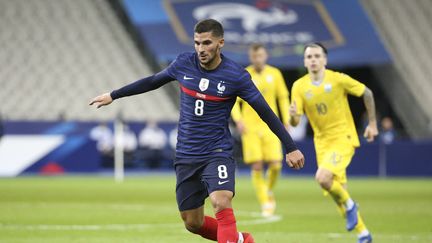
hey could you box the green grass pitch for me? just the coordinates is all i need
[1,175,431,242]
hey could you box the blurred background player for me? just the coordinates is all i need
[380,116,396,144]
[121,123,138,167]
[0,113,3,143]
[138,120,167,168]
[231,43,290,217]
[289,43,378,243]
[90,19,304,243]
[89,122,114,167]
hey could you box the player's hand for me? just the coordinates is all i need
[363,122,379,142]
[289,101,298,117]
[89,93,113,108]
[286,149,304,170]
[235,120,246,134]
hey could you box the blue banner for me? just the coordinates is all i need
[122,0,390,67]
[2,121,431,177]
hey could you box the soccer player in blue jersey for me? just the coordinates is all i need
[90,19,304,243]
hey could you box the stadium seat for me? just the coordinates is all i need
[0,0,178,121]
[361,0,432,137]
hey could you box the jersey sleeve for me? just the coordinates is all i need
[110,69,174,100]
[230,97,243,122]
[236,70,297,153]
[165,53,185,79]
[275,69,290,125]
[236,71,261,102]
[291,81,304,115]
[247,94,297,153]
[339,72,366,97]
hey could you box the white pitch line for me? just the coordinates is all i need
[235,210,283,225]
[327,233,343,238]
[0,211,282,231]
[2,224,431,240]
[262,231,432,239]
[238,215,282,226]
[0,223,180,231]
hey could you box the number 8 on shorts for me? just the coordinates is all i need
[218,165,228,179]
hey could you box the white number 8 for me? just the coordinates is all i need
[195,99,204,116]
[218,165,228,179]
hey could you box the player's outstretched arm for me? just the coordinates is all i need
[89,69,174,109]
[362,87,379,142]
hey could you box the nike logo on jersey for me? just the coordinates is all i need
[183,75,193,80]
[218,180,229,185]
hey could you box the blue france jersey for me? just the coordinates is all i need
[165,52,261,159]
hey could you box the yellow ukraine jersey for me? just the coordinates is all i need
[231,65,289,129]
[291,69,365,147]
[231,65,289,163]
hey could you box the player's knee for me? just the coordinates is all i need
[315,169,333,189]
[210,194,232,212]
[212,198,231,212]
[269,161,282,170]
[251,162,263,171]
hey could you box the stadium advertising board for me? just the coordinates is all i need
[122,0,390,67]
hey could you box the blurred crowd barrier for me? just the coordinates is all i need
[0,121,431,177]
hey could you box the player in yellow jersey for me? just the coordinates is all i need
[231,43,290,217]
[290,43,377,243]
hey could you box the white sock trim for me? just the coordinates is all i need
[237,232,244,243]
[345,198,355,210]
[358,229,370,238]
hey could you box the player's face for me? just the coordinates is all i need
[249,47,268,71]
[194,31,224,66]
[304,46,327,73]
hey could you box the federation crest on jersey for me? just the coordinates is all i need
[266,75,273,83]
[199,78,209,91]
[324,83,332,93]
[305,89,313,99]
[217,81,226,95]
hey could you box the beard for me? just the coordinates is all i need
[199,51,218,66]
[199,54,213,65]
[197,46,221,68]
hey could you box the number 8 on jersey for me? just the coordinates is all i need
[195,99,204,116]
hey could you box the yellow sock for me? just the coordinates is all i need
[251,169,269,205]
[266,163,282,191]
[329,181,368,234]
[336,203,346,217]
[355,212,367,233]
[328,180,350,205]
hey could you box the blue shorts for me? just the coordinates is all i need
[174,156,236,211]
